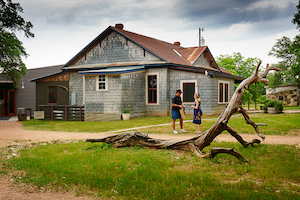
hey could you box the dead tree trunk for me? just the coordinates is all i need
[86,62,279,161]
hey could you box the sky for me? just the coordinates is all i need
[15,0,300,69]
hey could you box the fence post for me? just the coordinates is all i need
[80,106,82,122]
[65,106,68,121]
[51,106,53,121]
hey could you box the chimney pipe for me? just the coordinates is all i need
[174,41,181,46]
[115,23,124,29]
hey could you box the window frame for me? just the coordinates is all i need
[96,75,108,91]
[48,86,57,104]
[146,72,159,105]
[218,80,230,104]
[180,80,198,104]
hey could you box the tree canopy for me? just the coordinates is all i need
[0,0,34,88]
[216,53,265,104]
[267,1,300,89]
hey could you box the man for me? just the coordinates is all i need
[171,89,187,134]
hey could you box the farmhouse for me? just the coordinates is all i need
[35,24,244,121]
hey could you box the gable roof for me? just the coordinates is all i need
[63,24,220,72]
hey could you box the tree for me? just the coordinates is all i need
[86,62,279,162]
[216,53,265,104]
[292,0,300,30]
[0,0,34,88]
[268,36,300,88]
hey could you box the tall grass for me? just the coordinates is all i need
[2,141,300,199]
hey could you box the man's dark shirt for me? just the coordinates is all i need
[172,95,182,111]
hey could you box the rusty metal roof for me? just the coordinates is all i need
[63,24,229,75]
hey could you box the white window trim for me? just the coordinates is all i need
[83,76,85,105]
[218,80,229,104]
[180,80,198,104]
[146,72,159,105]
[96,75,108,91]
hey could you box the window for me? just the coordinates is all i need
[147,75,157,103]
[97,75,108,91]
[218,81,229,104]
[48,86,57,103]
[146,73,159,105]
[278,95,284,101]
[180,80,197,103]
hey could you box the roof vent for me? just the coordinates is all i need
[174,41,181,46]
[115,23,124,29]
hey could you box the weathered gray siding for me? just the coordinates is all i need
[69,72,84,106]
[145,68,170,116]
[193,54,211,67]
[74,32,161,66]
[84,75,122,121]
[121,72,146,118]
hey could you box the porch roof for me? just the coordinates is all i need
[78,66,145,75]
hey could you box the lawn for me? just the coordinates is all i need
[1,112,300,199]
[23,113,300,136]
[1,141,299,200]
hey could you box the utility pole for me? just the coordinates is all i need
[199,28,205,46]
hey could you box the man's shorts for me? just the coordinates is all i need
[171,110,181,120]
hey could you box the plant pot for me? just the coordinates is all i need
[122,113,130,120]
[267,107,278,114]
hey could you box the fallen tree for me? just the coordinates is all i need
[86,62,279,162]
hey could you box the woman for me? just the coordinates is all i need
[191,93,202,134]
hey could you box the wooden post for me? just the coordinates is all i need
[65,106,68,121]
[80,106,82,122]
[255,82,257,110]
[51,106,53,121]
[248,88,250,110]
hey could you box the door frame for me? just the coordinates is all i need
[0,89,6,116]
[7,89,16,116]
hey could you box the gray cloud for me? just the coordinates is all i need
[175,0,297,28]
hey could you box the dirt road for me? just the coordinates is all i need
[0,121,299,199]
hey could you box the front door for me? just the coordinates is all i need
[0,90,6,116]
[7,90,16,116]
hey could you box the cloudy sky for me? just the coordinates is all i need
[16,0,299,69]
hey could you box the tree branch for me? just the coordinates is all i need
[238,106,266,140]
[209,147,249,162]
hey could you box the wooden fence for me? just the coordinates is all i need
[38,105,84,121]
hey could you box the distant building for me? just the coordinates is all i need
[265,84,299,106]
[0,65,63,117]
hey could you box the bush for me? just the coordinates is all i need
[263,99,283,113]
[257,95,266,104]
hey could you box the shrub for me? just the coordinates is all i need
[263,99,283,113]
[123,109,130,113]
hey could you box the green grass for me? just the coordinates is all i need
[23,113,300,136]
[22,116,192,133]
[242,103,300,110]
[2,141,300,199]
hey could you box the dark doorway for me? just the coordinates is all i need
[0,89,16,116]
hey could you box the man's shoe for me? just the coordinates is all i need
[173,130,178,134]
[180,129,187,133]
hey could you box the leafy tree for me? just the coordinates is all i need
[216,52,260,78]
[292,0,300,30]
[267,0,300,90]
[268,35,300,88]
[0,0,34,88]
[216,53,264,104]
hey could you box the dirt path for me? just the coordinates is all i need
[0,121,299,199]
